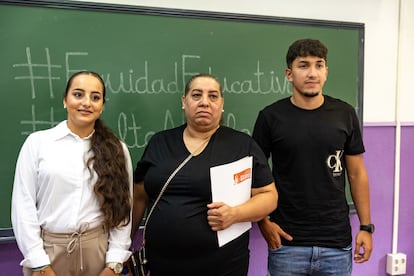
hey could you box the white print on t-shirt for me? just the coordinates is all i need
[326,150,344,177]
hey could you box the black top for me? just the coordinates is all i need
[134,124,274,275]
[253,95,365,248]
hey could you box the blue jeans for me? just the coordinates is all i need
[268,245,352,276]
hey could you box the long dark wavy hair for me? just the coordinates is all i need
[64,71,131,229]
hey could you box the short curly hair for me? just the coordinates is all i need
[286,39,328,69]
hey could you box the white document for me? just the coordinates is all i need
[210,156,253,247]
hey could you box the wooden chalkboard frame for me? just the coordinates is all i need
[0,0,364,241]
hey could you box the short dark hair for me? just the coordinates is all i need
[286,39,328,68]
[184,73,222,96]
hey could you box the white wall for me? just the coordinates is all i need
[398,0,414,124]
[72,0,414,123]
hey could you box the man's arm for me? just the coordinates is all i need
[346,154,373,263]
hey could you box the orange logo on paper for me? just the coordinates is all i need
[233,168,252,185]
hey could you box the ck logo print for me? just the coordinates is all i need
[326,150,344,177]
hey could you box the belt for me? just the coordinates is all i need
[41,223,106,271]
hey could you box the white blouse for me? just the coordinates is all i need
[12,121,132,268]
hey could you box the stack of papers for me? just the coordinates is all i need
[210,156,253,247]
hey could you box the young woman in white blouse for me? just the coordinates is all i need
[12,71,133,276]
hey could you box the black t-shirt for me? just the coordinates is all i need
[253,95,365,248]
[134,124,273,275]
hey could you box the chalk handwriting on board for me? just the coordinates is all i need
[13,48,290,97]
[117,111,156,150]
[13,48,62,99]
[103,55,291,95]
[13,47,290,148]
[20,105,60,135]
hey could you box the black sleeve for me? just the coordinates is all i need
[252,110,272,159]
[133,135,157,183]
[345,107,365,155]
[250,138,274,189]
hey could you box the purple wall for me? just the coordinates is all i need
[1,125,413,276]
[397,126,414,272]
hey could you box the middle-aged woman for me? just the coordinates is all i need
[12,71,133,276]
[131,73,278,276]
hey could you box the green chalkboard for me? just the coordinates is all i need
[0,0,363,239]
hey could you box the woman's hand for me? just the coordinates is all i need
[207,202,236,231]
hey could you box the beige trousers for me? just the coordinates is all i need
[23,224,108,276]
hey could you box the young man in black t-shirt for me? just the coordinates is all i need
[253,38,373,276]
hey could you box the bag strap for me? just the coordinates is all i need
[141,136,211,245]
[141,152,192,243]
